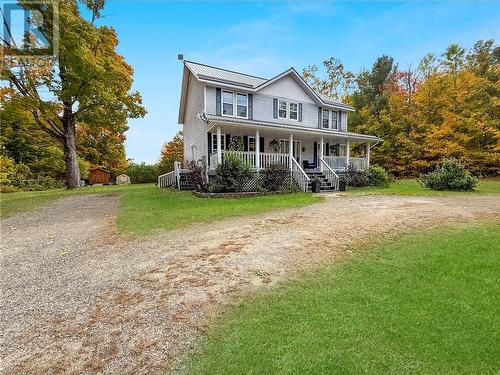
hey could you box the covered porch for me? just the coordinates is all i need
[207,123,377,173]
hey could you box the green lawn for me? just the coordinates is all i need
[348,178,500,196]
[0,184,322,234]
[184,221,500,374]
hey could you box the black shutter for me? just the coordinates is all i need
[225,134,231,150]
[248,94,253,120]
[298,103,303,122]
[216,88,221,116]
[260,137,265,152]
[326,143,330,156]
[313,142,318,168]
[273,98,278,118]
[207,133,212,166]
[318,107,322,128]
[243,136,248,151]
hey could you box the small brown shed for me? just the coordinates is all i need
[89,168,111,185]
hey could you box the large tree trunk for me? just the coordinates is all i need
[62,108,81,188]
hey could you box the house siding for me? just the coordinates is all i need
[182,73,210,162]
[204,76,349,132]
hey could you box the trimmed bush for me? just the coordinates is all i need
[186,160,206,191]
[260,163,290,191]
[367,165,391,186]
[420,158,477,191]
[211,153,253,192]
[344,165,390,188]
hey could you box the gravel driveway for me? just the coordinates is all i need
[1,193,499,374]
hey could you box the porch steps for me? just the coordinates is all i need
[304,171,336,192]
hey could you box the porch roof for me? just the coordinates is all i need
[205,115,382,143]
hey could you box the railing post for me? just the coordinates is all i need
[289,133,293,170]
[366,142,370,169]
[216,127,222,166]
[255,129,260,170]
[320,137,324,173]
[346,139,350,170]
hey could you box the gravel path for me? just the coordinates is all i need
[1,193,499,374]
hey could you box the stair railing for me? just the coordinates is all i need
[157,170,176,188]
[319,156,340,190]
[174,160,181,190]
[291,156,310,192]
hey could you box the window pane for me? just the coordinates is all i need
[279,100,287,118]
[322,109,329,128]
[223,91,233,103]
[237,94,247,106]
[237,105,247,117]
[223,103,233,115]
[290,102,298,120]
[248,137,256,152]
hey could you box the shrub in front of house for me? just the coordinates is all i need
[420,158,477,191]
[186,160,207,191]
[344,165,390,187]
[211,153,253,192]
[260,163,290,191]
[367,165,391,186]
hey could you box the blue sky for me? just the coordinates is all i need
[96,1,499,164]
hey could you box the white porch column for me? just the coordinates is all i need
[216,126,222,165]
[346,139,350,170]
[289,133,293,169]
[255,129,260,170]
[319,137,324,172]
[366,142,371,168]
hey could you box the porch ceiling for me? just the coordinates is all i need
[205,115,381,143]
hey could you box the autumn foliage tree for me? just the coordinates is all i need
[159,131,184,173]
[1,0,145,188]
[307,40,499,177]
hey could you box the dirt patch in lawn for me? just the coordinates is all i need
[1,194,499,374]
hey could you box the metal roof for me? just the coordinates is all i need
[184,61,267,89]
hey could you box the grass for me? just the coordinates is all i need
[184,221,500,374]
[348,178,500,196]
[0,184,322,234]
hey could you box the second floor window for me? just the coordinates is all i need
[289,102,298,120]
[322,109,329,128]
[278,100,287,118]
[222,91,234,116]
[236,93,248,118]
[332,111,338,129]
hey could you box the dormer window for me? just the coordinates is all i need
[236,93,248,118]
[222,91,234,116]
[322,109,329,128]
[289,102,298,120]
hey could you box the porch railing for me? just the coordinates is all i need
[158,170,176,188]
[319,157,339,190]
[291,156,310,192]
[350,157,367,170]
[210,151,290,170]
[324,156,368,171]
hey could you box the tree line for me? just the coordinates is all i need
[303,40,499,177]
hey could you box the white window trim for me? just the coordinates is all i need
[331,110,338,130]
[248,136,256,152]
[278,99,288,119]
[289,101,299,121]
[222,91,234,117]
[322,109,330,129]
[212,132,226,152]
[236,92,248,119]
